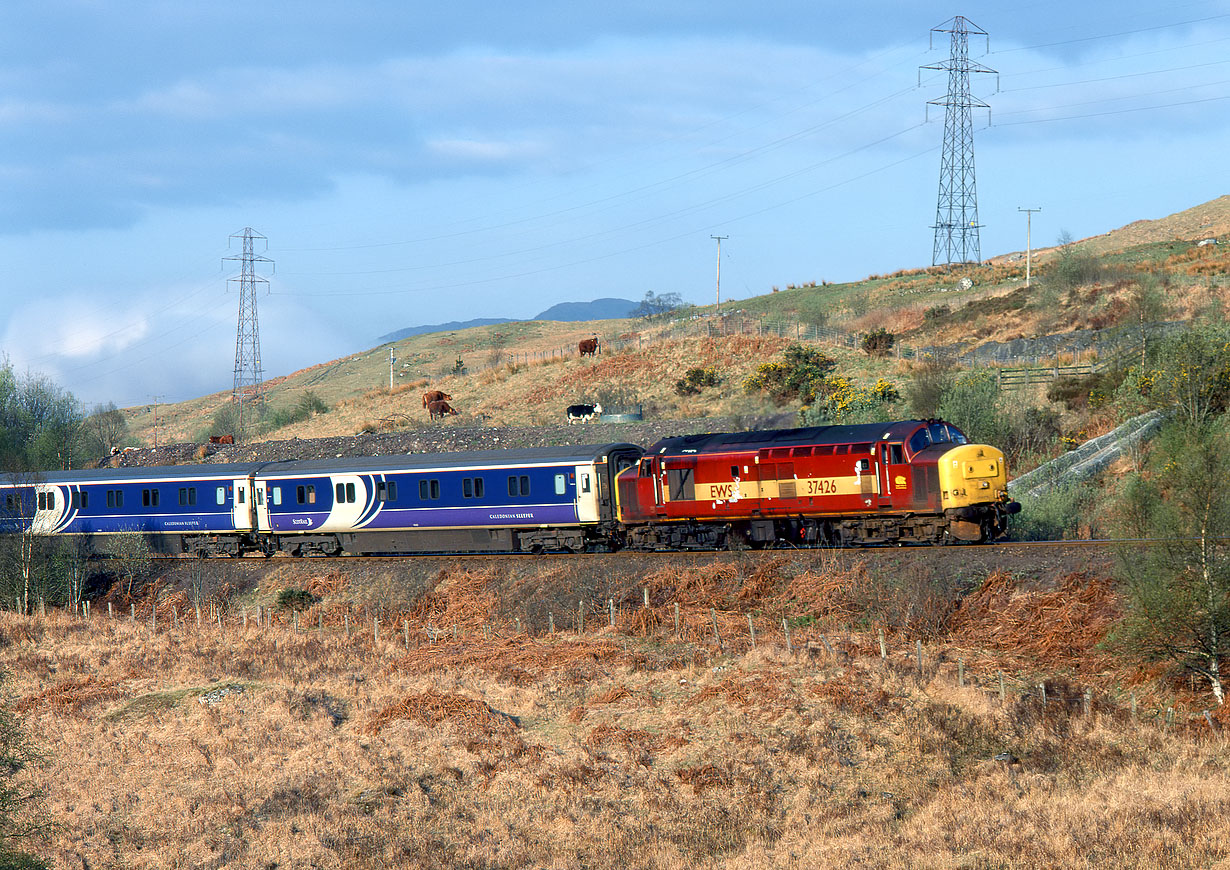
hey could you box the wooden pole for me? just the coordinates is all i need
[747,614,756,648]
[710,608,721,648]
[782,618,793,655]
[958,659,965,687]
[878,629,887,659]
[674,602,680,638]
[998,671,1006,705]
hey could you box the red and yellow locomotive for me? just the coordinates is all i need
[614,419,1019,548]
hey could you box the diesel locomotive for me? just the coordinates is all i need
[0,420,1018,556]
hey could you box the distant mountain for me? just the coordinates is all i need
[378,318,514,344]
[377,297,637,344]
[534,297,638,321]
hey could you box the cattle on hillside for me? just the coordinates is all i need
[423,389,452,408]
[567,402,603,424]
[578,337,600,357]
[427,400,460,420]
[208,435,235,445]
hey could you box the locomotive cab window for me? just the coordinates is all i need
[890,444,904,464]
[909,428,931,454]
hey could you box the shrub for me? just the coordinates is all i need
[742,345,836,403]
[277,588,319,611]
[1009,484,1093,541]
[674,367,720,396]
[800,377,901,425]
[860,327,895,357]
[924,304,951,323]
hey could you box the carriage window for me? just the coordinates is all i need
[473,479,481,498]
[508,475,531,497]
[237,488,245,505]
[271,487,281,506]
[420,480,429,500]
[346,482,355,502]
[307,485,315,504]
[142,489,159,507]
[336,482,345,502]
[581,474,591,494]
[71,491,80,509]
[37,492,45,510]
[217,487,226,505]
[463,478,472,498]
[178,487,198,506]
[256,488,264,506]
[377,481,397,501]
[297,485,305,504]
[555,474,566,495]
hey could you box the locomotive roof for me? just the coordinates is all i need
[1,443,644,485]
[648,421,941,455]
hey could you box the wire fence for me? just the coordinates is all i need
[7,600,1223,737]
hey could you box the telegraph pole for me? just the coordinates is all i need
[710,235,728,314]
[389,348,396,390]
[1018,207,1041,288]
[150,395,163,448]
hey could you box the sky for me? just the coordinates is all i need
[3,0,1230,409]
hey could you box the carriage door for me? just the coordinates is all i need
[878,443,910,508]
[231,478,254,530]
[253,481,272,532]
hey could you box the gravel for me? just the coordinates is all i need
[106,418,748,467]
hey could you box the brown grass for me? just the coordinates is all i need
[3,554,1228,868]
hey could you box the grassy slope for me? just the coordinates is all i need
[124,195,1230,447]
[6,555,1228,868]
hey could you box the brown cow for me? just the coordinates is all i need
[423,389,452,408]
[427,399,459,420]
[208,434,235,445]
[578,337,600,357]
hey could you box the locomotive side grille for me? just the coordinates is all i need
[779,480,797,499]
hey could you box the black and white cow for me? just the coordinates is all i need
[566,402,603,424]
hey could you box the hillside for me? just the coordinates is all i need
[122,195,1230,450]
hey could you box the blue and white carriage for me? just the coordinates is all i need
[0,443,644,556]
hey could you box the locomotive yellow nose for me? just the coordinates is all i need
[938,443,1010,508]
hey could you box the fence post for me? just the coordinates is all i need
[549,612,555,635]
[710,608,721,649]
[131,603,135,622]
[1039,683,1047,708]
[782,618,793,655]
[998,671,1006,705]
[878,629,887,659]
[373,617,379,643]
[345,613,350,638]
[1130,692,1137,722]
[608,598,615,628]
[578,600,585,634]
[674,602,680,638]
[643,587,649,608]
[748,614,756,648]
[107,602,113,620]
[916,639,923,678]
[958,658,965,687]
[404,620,409,647]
